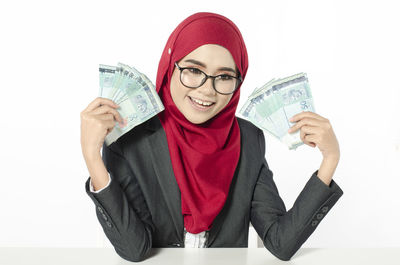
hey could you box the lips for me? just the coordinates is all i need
[189,96,215,106]
[188,96,215,110]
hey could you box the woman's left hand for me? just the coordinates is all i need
[287,111,340,161]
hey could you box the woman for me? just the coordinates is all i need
[80,12,343,262]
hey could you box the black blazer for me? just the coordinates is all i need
[85,115,344,262]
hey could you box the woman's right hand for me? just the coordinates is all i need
[80,97,124,162]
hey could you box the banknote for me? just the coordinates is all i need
[239,73,315,150]
[99,63,164,146]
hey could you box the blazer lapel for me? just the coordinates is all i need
[205,149,242,247]
[145,116,184,241]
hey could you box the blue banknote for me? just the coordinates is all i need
[239,73,316,150]
[99,63,164,146]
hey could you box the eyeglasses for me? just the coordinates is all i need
[174,62,242,95]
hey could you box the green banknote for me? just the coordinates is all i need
[99,63,164,146]
[239,73,316,150]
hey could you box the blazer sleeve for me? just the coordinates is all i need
[250,129,344,261]
[84,141,155,262]
[89,172,111,193]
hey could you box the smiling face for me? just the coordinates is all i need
[170,44,238,124]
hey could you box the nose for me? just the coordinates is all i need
[197,77,216,96]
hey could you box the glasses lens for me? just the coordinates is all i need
[214,75,238,94]
[181,68,205,88]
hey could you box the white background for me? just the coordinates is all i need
[0,0,399,249]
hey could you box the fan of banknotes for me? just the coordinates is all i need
[99,62,164,146]
[238,72,316,150]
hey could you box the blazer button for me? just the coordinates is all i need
[106,221,112,228]
[321,206,329,213]
[102,213,108,221]
[316,213,324,219]
[311,220,319,227]
[97,206,104,213]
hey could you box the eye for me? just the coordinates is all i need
[188,68,202,75]
[219,74,234,81]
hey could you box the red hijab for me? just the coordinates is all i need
[155,12,249,234]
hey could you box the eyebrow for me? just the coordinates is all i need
[183,59,237,75]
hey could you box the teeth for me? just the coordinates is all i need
[191,97,213,106]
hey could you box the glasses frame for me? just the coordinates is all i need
[174,62,242,95]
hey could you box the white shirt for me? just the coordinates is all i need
[183,227,207,248]
[89,173,207,248]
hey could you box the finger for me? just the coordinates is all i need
[96,113,125,129]
[96,113,114,121]
[98,116,117,130]
[105,120,116,133]
[305,134,318,147]
[84,97,119,113]
[300,128,315,147]
[289,111,326,123]
[91,105,123,123]
[290,111,326,122]
[300,125,322,135]
[288,118,324,133]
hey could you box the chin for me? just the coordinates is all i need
[187,117,209,124]
[184,113,211,124]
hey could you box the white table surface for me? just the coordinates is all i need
[0,247,399,265]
